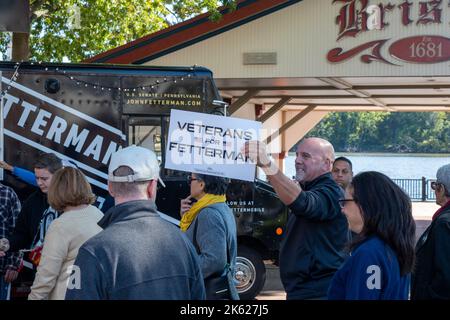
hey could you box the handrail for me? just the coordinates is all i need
[392,178,436,201]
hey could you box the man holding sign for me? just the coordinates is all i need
[243,138,349,300]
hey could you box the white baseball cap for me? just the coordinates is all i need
[108,145,165,187]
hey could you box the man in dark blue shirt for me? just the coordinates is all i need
[244,137,349,299]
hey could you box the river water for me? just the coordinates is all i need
[281,153,450,179]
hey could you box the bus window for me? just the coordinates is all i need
[128,117,162,162]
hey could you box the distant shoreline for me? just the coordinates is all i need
[287,152,450,157]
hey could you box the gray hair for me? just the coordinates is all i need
[436,164,450,196]
[109,166,149,197]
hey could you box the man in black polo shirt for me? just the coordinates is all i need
[244,137,349,300]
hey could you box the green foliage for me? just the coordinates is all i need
[305,112,450,153]
[0,0,235,62]
[169,0,236,22]
[0,33,11,59]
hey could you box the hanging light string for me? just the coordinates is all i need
[60,71,195,92]
[0,62,21,98]
[1,62,202,96]
[51,65,199,93]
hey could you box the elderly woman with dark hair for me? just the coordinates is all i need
[180,173,239,300]
[327,171,416,300]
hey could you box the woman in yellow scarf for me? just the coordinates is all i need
[179,173,239,300]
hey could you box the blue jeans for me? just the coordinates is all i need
[0,276,11,300]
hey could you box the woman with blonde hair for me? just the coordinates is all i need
[28,167,103,300]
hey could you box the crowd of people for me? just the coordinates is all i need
[0,136,448,300]
[244,137,450,300]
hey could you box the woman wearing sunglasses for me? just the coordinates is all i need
[412,164,450,300]
[180,173,239,300]
[328,171,415,300]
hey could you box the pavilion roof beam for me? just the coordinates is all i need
[219,85,337,91]
[228,89,260,115]
[366,98,395,112]
[317,77,395,111]
[317,77,352,89]
[354,84,450,90]
[257,97,292,123]
[265,105,316,145]
[220,84,450,91]
[386,104,450,107]
[279,103,449,107]
[255,94,450,99]
[219,84,450,91]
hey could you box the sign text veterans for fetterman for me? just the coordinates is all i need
[165,110,261,182]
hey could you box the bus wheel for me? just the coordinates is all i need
[235,245,266,300]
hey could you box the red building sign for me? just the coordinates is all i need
[327,0,450,64]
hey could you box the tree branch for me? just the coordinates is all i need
[30,0,46,17]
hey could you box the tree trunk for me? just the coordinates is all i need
[12,32,30,62]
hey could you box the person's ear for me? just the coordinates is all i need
[107,181,115,198]
[147,179,158,200]
[324,158,332,171]
[437,184,447,197]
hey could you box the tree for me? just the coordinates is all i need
[305,111,449,153]
[0,0,236,62]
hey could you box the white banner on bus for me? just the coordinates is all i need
[165,109,261,182]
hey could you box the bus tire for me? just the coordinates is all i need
[235,245,266,300]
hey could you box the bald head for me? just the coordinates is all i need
[302,138,335,163]
[295,137,335,183]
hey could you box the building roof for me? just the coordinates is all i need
[86,0,301,64]
[86,0,450,153]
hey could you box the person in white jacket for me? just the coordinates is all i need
[28,167,103,300]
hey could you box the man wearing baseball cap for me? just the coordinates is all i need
[65,145,205,300]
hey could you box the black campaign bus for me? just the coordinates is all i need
[0,62,287,299]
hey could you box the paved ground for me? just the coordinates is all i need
[255,201,439,300]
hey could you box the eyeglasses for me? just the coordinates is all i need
[338,199,355,209]
[431,181,442,191]
[187,176,200,184]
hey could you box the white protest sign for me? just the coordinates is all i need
[165,109,261,182]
